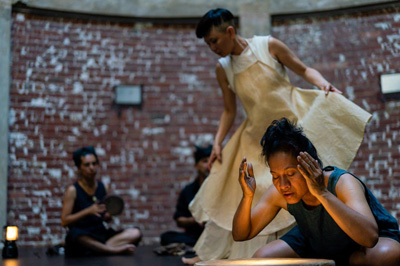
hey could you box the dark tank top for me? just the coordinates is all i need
[68,181,107,230]
[287,166,400,260]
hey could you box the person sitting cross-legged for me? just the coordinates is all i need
[62,146,142,256]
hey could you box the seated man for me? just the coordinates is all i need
[160,145,212,247]
[61,146,141,256]
[233,118,400,265]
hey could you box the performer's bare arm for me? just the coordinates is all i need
[268,36,342,95]
[297,152,378,247]
[208,62,237,169]
[232,158,286,241]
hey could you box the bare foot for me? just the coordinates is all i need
[182,255,200,265]
[112,244,136,255]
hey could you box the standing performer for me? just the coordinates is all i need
[185,8,371,264]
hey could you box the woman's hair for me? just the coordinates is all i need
[196,8,235,38]
[260,118,322,167]
[72,146,99,168]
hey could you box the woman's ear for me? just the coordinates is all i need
[226,26,236,39]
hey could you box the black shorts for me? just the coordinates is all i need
[281,225,400,263]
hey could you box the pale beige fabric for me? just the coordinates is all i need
[195,221,294,260]
[191,36,372,260]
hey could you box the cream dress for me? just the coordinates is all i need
[190,36,372,260]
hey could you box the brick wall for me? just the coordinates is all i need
[271,4,400,220]
[8,3,400,246]
[9,12,246,246]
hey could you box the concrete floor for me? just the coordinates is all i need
[1,245,186,266]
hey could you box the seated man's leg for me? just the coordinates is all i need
[253,240,300,258]
[106,228,142,248]
[349,237,400,266]
[161,231,198,246]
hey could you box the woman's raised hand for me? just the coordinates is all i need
[297,152,326,197]
[239,157,256,197]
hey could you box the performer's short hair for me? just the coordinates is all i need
[260,118,322,167]
[196,8,235,38]
[72,146,99,168]
[194,145,212,164]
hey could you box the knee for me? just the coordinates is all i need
[352,240,400,266]
[377,243,400,265]
[253,247,267,258]
[376,244,400,265]
[132,228,142,239]
[126,228,142,243]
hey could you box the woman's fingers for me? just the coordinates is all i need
[299,152,318,172]
[332,87,343,94]
[298,152,322,180]
[208,150,220,169]
[247,163,254,177]
[297,154,311,174]
[297,164,308,179]
[216,151,222,162]
[239,158,247,179]
[240,161,255,192]
[323,84,342,95]
[207,155,215,170]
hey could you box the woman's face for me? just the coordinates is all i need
[204,26,234,57]
[79,154,98,180]
[269,151,311,204]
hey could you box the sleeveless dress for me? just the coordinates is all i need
[189,36,372,260]
[65,181,118,256]
[281,166,400,264]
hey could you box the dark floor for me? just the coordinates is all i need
[1,245,186,266]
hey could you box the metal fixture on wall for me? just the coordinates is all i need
[380,73,400,101]
[114,85,143,116]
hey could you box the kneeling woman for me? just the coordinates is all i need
[233,118,400,265]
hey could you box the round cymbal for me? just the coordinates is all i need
[103,195,124,215]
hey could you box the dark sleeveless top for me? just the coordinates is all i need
[65,181,121,256]
[285,166,400,260]
[67,181,107,235]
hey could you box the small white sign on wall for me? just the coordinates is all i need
[115,85,142,105]
[381,73,400,94]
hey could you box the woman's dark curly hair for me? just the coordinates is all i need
[260,118,322,167]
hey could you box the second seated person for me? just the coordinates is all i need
[160,145,212,247]
[186,8,372,264]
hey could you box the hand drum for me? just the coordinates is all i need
[103,195,124,215]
